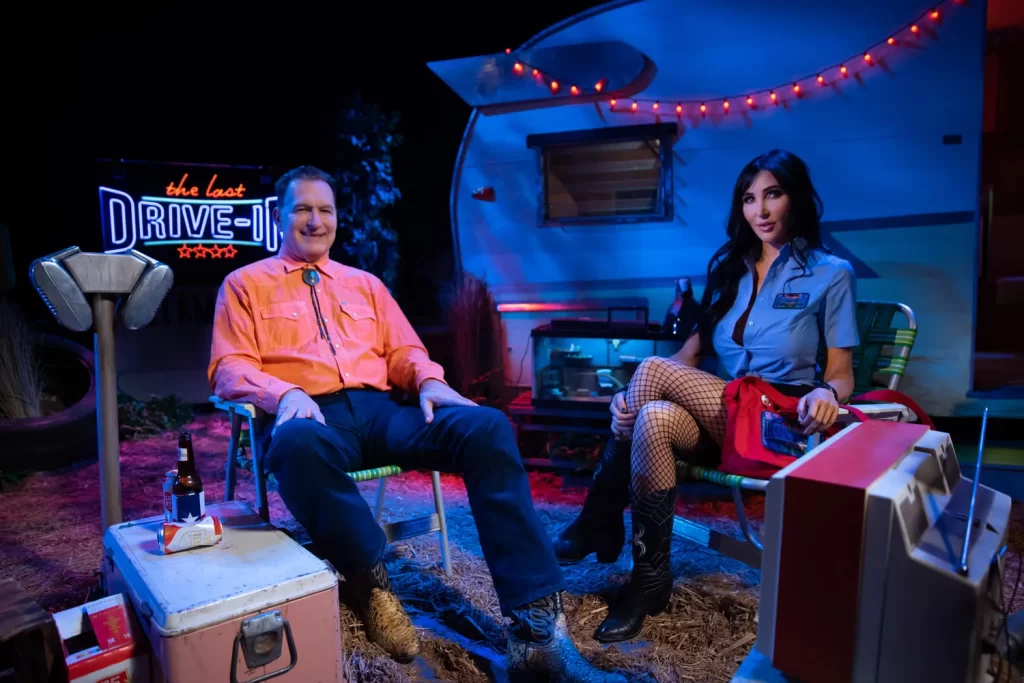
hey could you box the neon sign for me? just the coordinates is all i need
[99,172,278,257]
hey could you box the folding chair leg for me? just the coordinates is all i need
[430,471,452,578]
[374,479,388,523]
[731,485,763,551]
[225,410,242,503]
[248,414,269,523]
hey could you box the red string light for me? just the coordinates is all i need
[503,0,964,116]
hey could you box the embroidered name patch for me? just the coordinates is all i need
[773,292,810,310]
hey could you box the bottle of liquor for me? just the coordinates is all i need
[663,278,700,337]
[171,432,206,524]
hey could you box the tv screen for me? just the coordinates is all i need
[96,159,279,287]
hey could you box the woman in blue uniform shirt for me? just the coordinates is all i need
[553,149,860,643]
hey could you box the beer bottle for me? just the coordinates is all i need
[171,432,206,524]
[663,278,700,337]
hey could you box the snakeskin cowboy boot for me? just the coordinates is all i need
[347,559,420,662]
[508,591,628,682]
[552,436,631,563]
[594,487,677,643]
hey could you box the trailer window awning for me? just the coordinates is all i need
[426,41,654,115]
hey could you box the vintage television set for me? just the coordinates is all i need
[526,301,694,410]
[755,419,1011,683]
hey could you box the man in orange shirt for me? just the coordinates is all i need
[209,166,625,682]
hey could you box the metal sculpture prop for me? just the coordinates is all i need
[30,247,173,530]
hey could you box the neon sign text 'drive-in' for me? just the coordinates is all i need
[99,173,278,255]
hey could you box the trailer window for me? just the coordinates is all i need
[527,123,676,227]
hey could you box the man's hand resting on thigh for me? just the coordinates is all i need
[273,389,326,436]
[419,379,478,424]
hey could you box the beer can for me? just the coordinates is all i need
[162,470,177,522]
[158,515,223,555]
[170,489,206,524]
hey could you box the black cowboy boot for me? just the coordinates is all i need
[346,559,420,662]
[507,591,628,682]
[594,487,677,643]
[552,436,631,563]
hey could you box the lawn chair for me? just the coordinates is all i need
[210,396,453,577]
[672,300,920,569]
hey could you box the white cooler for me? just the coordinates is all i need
[102,500,346,682]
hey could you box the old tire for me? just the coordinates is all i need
[0,334,97,472]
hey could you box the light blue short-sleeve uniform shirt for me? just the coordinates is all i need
[711,238,860,386]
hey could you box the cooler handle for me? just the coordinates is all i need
[230,611,298,683]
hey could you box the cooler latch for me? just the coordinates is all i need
[230,609,297,683]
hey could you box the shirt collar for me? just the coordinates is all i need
[743,237,809,273]
[276,251,338,279]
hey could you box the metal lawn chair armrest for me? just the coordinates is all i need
[209,396,261,419]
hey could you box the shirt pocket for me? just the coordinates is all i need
[339,302,379,343]
[258,301,318,351]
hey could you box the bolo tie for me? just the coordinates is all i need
[302,267,336,355]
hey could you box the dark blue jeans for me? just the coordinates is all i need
[262,389,566,616]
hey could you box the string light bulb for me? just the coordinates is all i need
[513,62,524,74]
[723,99,730,112]
[570,85,579,95]
[550,81,559,92]
[746,96,754,107]
[676,103,683,115]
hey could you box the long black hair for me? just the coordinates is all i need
[696,149,826,350]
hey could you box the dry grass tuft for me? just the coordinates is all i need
[0,298,43,419]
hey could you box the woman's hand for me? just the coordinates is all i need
[610,391,636,437]
[797,387,840,435]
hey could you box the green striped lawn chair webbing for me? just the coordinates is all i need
[676,460,748,488]
[815,301,917,395]
[348,466,404,482]
[235,452,404,488]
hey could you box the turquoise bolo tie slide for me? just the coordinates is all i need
[302,268,321,286]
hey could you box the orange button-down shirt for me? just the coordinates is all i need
[208,253,446,414]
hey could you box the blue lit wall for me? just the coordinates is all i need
[451,0,996,417]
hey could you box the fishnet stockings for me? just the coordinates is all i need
[624,356,728,496]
